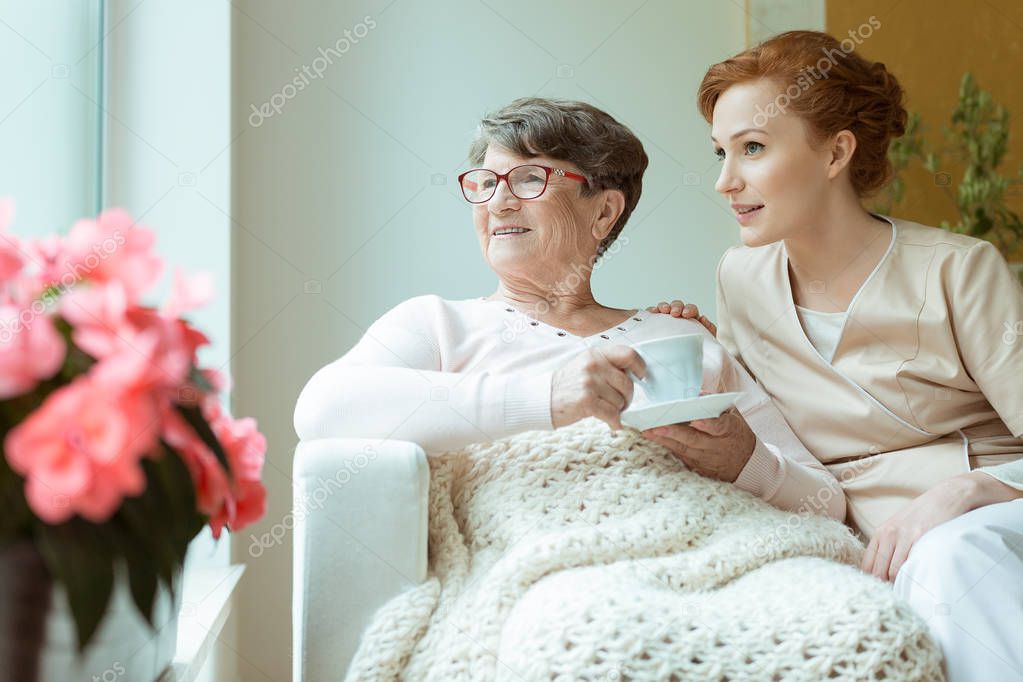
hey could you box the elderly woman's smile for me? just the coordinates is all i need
[491,226,530,237]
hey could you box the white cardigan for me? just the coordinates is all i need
[294,295,845,519]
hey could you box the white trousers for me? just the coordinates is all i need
[893,499,1023,682]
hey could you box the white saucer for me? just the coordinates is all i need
[620,392,743,431]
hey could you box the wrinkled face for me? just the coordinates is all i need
[470,145,603,278]
[711,80,835,246]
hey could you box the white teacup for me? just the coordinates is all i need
[630,334,703,404]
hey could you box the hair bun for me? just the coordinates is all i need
[868,62,908,137]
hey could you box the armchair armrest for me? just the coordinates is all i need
[292,437,429,682]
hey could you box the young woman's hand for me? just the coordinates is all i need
[551,346,647,431]
[646,299,717,337]
[862,471,1023,582]
[640,407,756,482]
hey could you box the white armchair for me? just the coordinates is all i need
[292,437,430,682]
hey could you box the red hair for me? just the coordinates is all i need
[698,30,907,197]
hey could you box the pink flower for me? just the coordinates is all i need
[119,309,208,392]
[0,204,265,534]
[0,300,66,399]
[61,281,210,393]
[0,199,26,281]
[209,411,267,538]
[59,280,130,358]
[201,367,230,394]
[161,405,230,517]
[160,400,267,538]
[26,234,68,288]
[64,208,163,303]
[4,375,155,523]
[160,268,214,319]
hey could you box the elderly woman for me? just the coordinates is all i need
[294,97,843,519]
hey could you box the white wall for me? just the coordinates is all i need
[748,0,826,43]
[232,1,748,679]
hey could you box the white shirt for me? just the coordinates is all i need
[795,305,848,363]
[294,295,845,517]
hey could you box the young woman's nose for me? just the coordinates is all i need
[714,160,744,195]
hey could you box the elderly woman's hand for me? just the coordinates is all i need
[640,408,756,482]
[551,346,647,431]
[646,299,717,337]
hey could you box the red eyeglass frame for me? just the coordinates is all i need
[457,164,589,203]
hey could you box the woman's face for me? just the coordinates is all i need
[711,80,837,247]
[471,145,605,281]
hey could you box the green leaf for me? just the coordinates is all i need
[188,365,215,393]
[0,453,32,543]
[125,554,158,627]
[118,493,176,589]
[110,447,205,626]
[174,403,232,481]
[106,514,160,628]
[152,448,205,561]
[35,520,115,652]
[974,209,994,237]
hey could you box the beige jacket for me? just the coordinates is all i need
[716,216,1023,538]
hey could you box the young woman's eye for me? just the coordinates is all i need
[714,147,725,161]
[744,141,765,155]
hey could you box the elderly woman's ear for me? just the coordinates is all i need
[591,189,626,241]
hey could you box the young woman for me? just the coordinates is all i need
[649,31,1023,682]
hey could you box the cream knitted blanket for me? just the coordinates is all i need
[345,419,943,681]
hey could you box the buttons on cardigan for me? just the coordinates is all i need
[495,304,643,338]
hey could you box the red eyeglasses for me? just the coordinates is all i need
[458,164,588,203]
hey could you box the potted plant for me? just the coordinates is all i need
[876,73,1023,277]
[0,202,267,681]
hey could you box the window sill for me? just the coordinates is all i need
[157,564,245,682]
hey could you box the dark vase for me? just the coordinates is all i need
[0,541,180,682]
[0,542,51,682]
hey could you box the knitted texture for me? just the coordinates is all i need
[345,419,943,681]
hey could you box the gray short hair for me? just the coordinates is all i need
[468,97,648,258]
